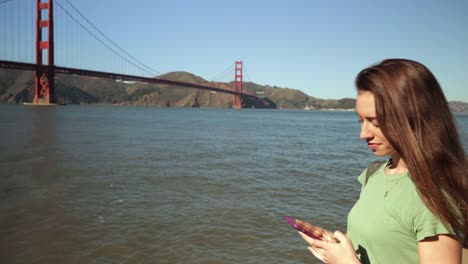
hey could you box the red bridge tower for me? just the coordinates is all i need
[34,0,55,104]
[233,61,243,109]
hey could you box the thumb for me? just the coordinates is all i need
[332,230,349,243]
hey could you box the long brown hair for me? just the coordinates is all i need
[355,58,467,247]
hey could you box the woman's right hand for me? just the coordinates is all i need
[295,219,360,264]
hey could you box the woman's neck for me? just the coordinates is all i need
[386,155,409,175]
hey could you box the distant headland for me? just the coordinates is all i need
[1,68,467,112]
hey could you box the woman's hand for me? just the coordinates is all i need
[295,219,360,264]
[295,219,336,242]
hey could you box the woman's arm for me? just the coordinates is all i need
[418,234,461,264]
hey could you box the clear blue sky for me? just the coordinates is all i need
[3,0,468,102]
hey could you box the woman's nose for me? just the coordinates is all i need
[360,122,372,139]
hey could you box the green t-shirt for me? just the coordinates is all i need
[347,162,453,264]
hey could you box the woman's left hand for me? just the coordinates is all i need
[299,230,360,264]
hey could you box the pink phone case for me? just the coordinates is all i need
[285,215,322,240]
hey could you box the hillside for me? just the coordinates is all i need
[0,68,467,112]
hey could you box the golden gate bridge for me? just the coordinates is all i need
[0,0,267,108]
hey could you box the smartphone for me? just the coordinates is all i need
[285,215,322,240]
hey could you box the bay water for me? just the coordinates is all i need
[1,105,467,263]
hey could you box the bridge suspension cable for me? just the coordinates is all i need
[208,63,235,82]
[241,63,255,96]
[54,0,161,77]
[0,0,15,5]
[57,0,161,77]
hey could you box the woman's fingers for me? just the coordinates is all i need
[308,246,327,263]
[299,229,359,264]
[332,230,356,252]
[301,234,328,263]
[332,230,347,242]
[299,231,328,249]
[295,219,327,239]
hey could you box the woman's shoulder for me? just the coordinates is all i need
[358,159,389,186]
[384,176,455,241]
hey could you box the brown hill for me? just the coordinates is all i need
[0,68,467,112]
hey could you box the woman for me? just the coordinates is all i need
[296,59,467,263]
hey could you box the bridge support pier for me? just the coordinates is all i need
[32,0,55,105]
[33,69,55,104]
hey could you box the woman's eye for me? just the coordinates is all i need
[371,120,380,127]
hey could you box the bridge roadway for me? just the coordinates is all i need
[0,59,257,99]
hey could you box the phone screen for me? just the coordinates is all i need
[284,215,322,240]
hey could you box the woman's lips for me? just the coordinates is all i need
[367,143,380,150]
